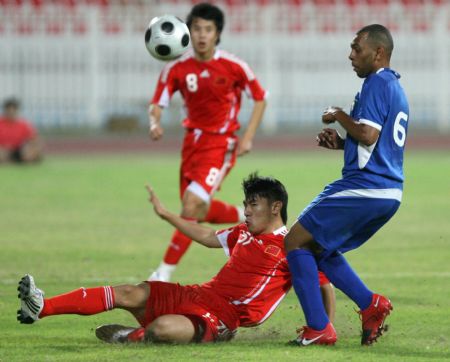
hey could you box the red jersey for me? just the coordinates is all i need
[151,49,267,134]
[0,117,36,150]
[200,223,291,328]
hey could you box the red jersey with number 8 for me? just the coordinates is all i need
[151,49,267,134]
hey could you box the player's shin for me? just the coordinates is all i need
[204,199,243,224]
[286,249,329,330]
[40,286,115,318]
[149,229,193,282]
[317,251,372,310]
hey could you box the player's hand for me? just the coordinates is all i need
[316,128,344,150]
[145,185,168,219]
[149,122,164,141]
[237,138,252,157]
[322,106,342,124]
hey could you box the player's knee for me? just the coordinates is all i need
[180,195,208,219]
[114,283,148,309]
[284,222,315,252]
[283,230,298,252]
[146,317,177,343]
[146,315,196,343]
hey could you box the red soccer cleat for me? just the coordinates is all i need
[359,293,393,345]
[292,322,337,346]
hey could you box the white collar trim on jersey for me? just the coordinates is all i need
[273,225,288,236]
[376,68,385,74]
[214,49,220,60]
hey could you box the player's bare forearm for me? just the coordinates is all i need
[322,107,379,146]
[148,104,164,141]
[238,100,266,156]
[145,185,221,248]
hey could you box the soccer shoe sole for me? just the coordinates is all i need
[17,275,32,300]
[17,275,43,324]
[361,305,393,346]
[95,324,136,343]
[16,308,36,324]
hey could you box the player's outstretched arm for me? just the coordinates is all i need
[237,99,266,156]
[322,106,379,146]
[145,185,222,248]
[148,104,164,141]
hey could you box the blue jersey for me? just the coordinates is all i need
[343,68,409,190]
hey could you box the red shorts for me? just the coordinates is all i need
[141,282,237,343]
[180,129,238,199]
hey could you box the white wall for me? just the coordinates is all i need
[0,1,448,132]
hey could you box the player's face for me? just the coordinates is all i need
[190,17,219,60]
[4,105,18,120]
[243,196,274,235]
[349,32,378,78]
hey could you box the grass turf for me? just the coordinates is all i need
[0,150,449,361]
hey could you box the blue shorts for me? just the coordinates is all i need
[298,186,401,254]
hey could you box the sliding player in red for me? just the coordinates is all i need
[148,3,267,281]
[17,174,335,344]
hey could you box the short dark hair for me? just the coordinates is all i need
[3,97,20,110]
[186,3,224,45]
[357,24,394,59]
[242,173,288,224]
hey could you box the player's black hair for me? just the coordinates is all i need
[357,24,394,59]
[186,2,225,45]
[3,97,20,110]
[242,172,288,224]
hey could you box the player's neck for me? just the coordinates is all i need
[259,220,285,235]
[194,48,216,62]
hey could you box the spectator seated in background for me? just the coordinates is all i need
[0,97,43,164]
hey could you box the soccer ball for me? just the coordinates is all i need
[145,15,190,61]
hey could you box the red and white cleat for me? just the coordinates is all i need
[291,322,337,346]
[359,293,393,346]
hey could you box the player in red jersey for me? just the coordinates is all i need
[148,3,267,281]
[17,174,335,344]
[0,98,43,163]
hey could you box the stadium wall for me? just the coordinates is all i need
[0,0,449,133]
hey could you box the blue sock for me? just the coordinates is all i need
[287,249,329,331]
[318,252,372,310]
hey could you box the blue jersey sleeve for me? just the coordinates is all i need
[357,76,388,130]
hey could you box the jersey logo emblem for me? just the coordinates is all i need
[214,76,227,86]
[200,70,210,78]
[265,245,281,257]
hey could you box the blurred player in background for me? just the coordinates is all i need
[0,98,43,163]
[148,3,267,281]
[284,24,409,346]
[17,174,335,344]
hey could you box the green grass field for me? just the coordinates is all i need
[1,150,449,361]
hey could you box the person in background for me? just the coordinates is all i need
[0,98,43,163]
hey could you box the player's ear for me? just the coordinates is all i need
[271,201,282,216]
[374,46,384,62]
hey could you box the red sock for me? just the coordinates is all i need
[40,286,115,318]
[127,327,145,342]
[163,227,194,265]
[204,199,240,224]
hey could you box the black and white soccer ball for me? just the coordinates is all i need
[145,15,190,61]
